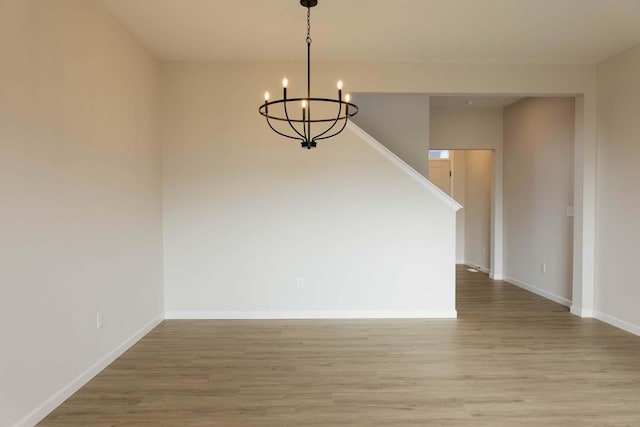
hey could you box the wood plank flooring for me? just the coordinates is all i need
[39,266,640,426]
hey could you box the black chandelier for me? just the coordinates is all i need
[259,0,358,149]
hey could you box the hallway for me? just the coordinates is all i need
[41,266,640,426]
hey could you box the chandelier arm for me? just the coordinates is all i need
[311,99,343,141]
[265,114,305,142]
[282,99,307,140]
[313,119,348,142]
[313,112,350,142]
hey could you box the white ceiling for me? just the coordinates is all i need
[430,95,523,108]
[101,0,640,64]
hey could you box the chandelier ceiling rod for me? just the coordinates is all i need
[259,0,358,149]
[305,4,311,143]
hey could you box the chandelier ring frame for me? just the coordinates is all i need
[259,98,359,124]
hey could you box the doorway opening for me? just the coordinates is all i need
[429,149,493,274]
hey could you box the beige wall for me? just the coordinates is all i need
[159,57,600,319]
[352,94,430,177]
[161,62,457,318]
[184,60,598,313]
[595,44,640,334]
[431,107,503,150]
[503,98,575,305]
[0,1,163,426]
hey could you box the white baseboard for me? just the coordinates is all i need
[456,259,466,265]
[503,275,572,307]
[594,310,640,337]
[462,261,502,280]
[13,315,164,427]
[464,261,490,274]
[165,310,458,320]
[570,305,594,318]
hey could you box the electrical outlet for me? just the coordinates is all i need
[296,278,305,290]
[96,312,104,331]
[541,263,546,274]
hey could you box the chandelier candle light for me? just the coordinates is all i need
[259,0,358,149]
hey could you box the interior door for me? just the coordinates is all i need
[429,159,452,196]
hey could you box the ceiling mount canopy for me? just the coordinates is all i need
[259,0,358,149]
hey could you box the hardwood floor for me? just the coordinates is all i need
[39,266,640,426]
